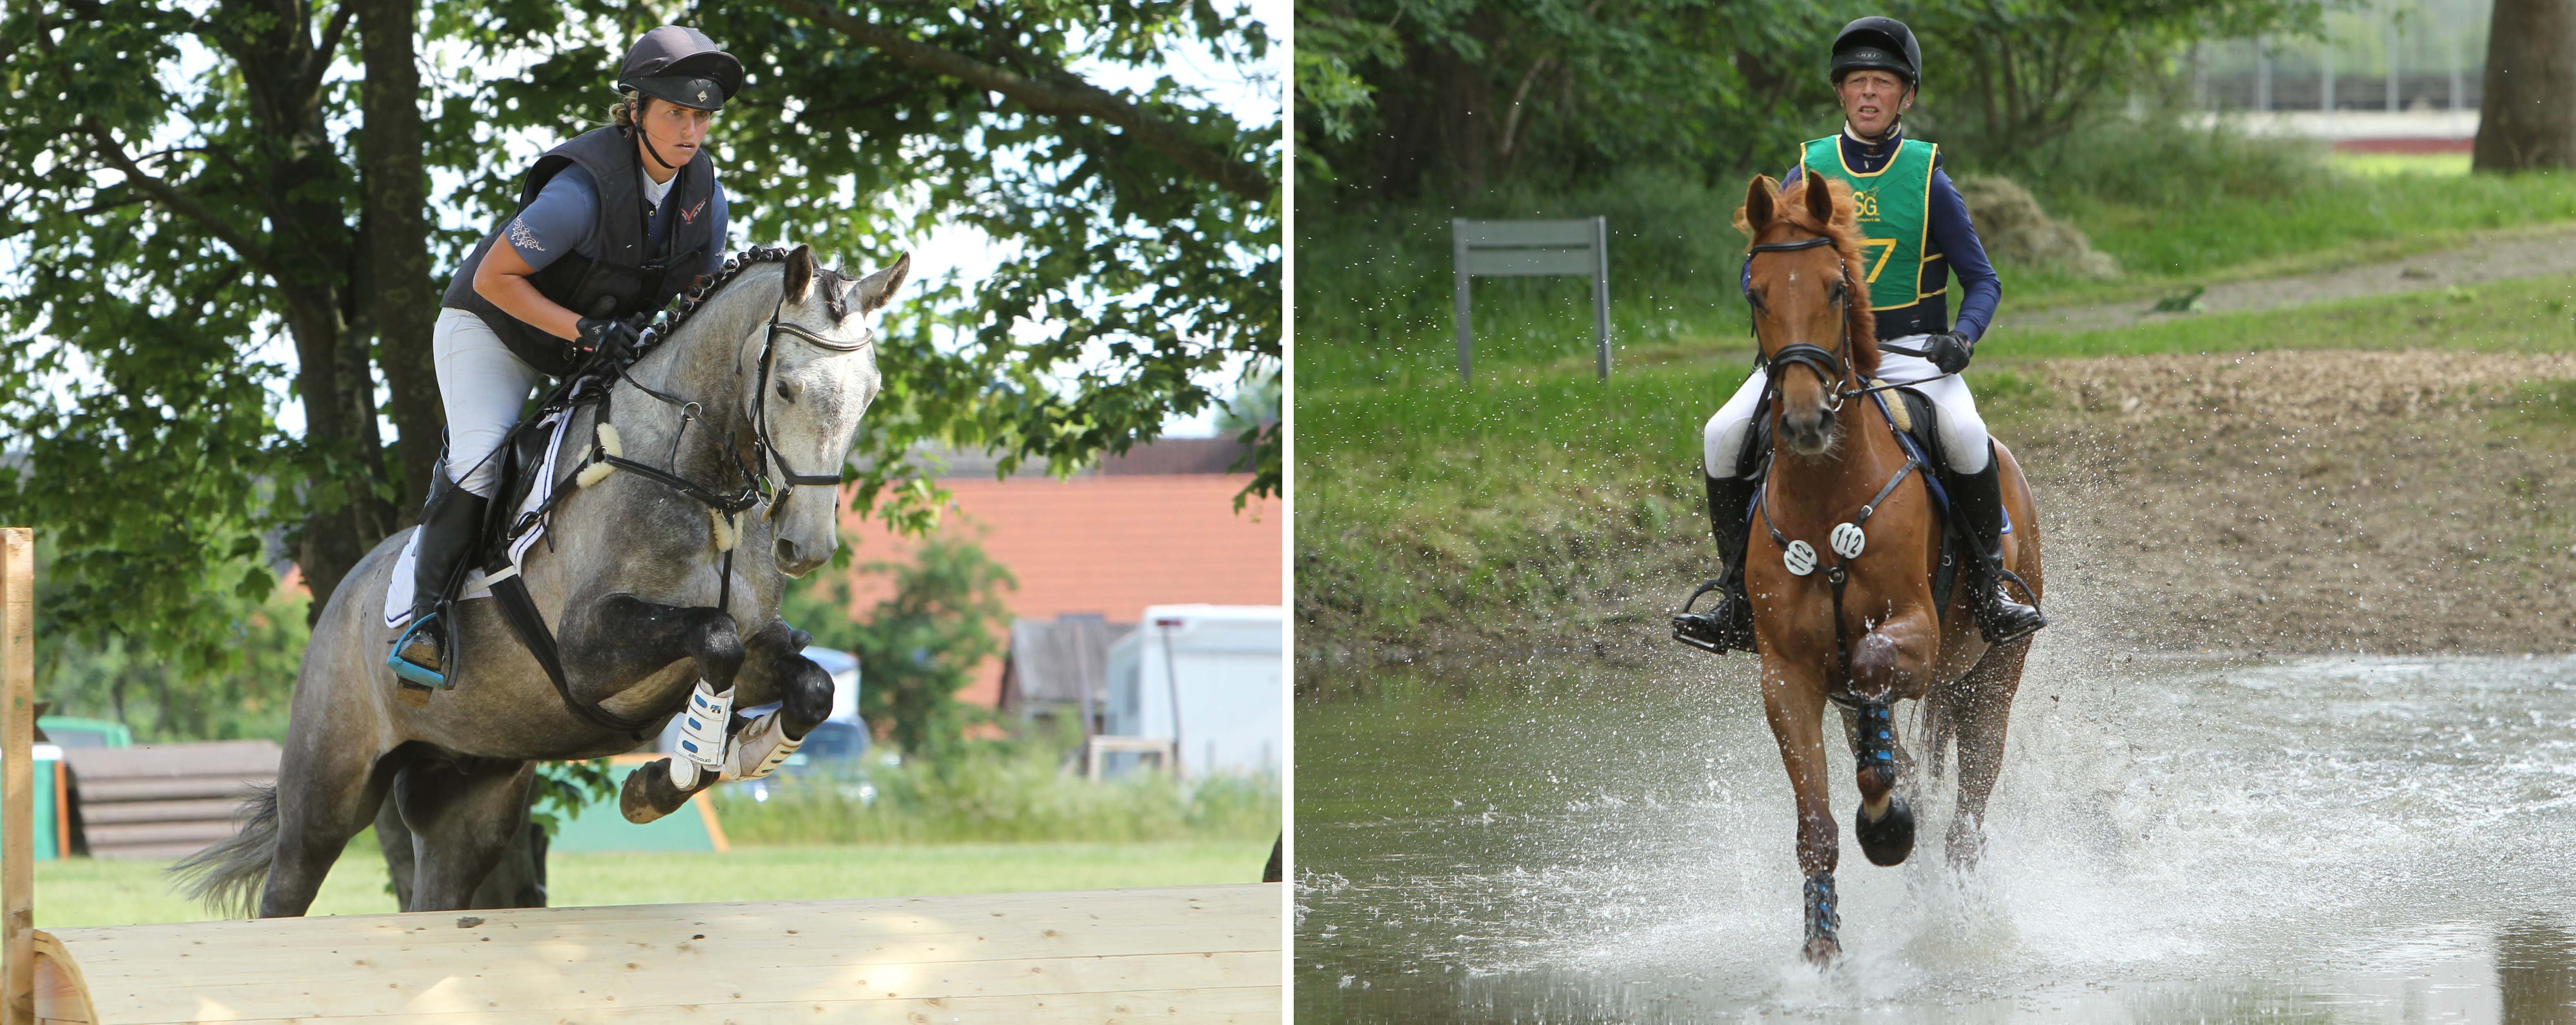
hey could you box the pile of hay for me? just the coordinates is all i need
[1954,175,2120,279]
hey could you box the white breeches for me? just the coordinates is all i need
[432,307,548,498]
[1701,335,1992,478]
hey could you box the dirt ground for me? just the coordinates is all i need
[2014,224,2576,333]
[1300,349,2576,672]
[2002,349,2576,656]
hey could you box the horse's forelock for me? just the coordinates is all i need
[1759,177,1881,380]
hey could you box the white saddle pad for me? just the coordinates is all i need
[383,409,579,629]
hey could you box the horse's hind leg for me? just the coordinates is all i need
[395,756,538,913]
[259,730,399,918]
[1944,637,2031,868]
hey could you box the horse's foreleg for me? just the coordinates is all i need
[1846,622,1934,868]
[395,756,537,913]
[1761,665,1840,964]
[1946,637,2031,868]
[719,621,835,781]
[557,595,746,824]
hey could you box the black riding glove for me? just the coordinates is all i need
[574,315,644,361]
[1920,331,1974,375]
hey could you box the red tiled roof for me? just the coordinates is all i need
[835,474,1281,706]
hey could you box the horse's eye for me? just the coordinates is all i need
[776,380,798,403]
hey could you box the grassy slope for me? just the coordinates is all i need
[1295,155,2576,662]
[31,839,1265,929]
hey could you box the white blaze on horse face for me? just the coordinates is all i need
[758,263,902,575]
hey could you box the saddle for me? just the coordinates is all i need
[1739,383,1983,620]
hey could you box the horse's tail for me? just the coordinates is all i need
[166,782,280,918]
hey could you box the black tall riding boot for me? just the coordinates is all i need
[1952,443,2046,645]
[389,472,488,689]
[1672,473,1761,654]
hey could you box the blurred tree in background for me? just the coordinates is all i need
[1292,0,2326,201]
[1,0,1279,689]
[781,537,1017,763]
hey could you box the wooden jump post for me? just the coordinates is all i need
[1,526,1284,1023]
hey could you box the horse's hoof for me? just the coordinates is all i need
[1802,933,1842,965]
[619,758,694,824]
[1857,793,1916,867]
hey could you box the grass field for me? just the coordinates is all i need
[1296,127,2576,394]
[27,838,1269,929]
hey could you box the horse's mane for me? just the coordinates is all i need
[646,246,864,348]
[647,246,791,346]
[1735,175,1880,379]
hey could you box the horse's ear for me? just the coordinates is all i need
[1739,174,1779,236]
[1804,173,1837,226]
[784,244,815,302]
[852,252,911,315]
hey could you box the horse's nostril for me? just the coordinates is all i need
[775,538,800,564]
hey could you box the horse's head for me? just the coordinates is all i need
[741,245,909,577]
[1738,174,1878,457]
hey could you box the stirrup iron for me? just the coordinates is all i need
[387,611,450,690]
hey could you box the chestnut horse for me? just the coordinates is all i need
[1732,173,2043,964]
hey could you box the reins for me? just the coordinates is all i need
[1744,228,1925,711]
[487,249,871,736]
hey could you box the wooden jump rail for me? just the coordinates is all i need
[1,528,1284,1024]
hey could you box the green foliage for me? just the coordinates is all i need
[783,536,1016,761]
[527,760,619,838]
[32,537,308,742]
[1292,0,2322,199]
[711,732,1281,845]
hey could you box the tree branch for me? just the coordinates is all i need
[765,0,1273,201]
[0,195,150,242]
[76,117,282,280]
[298,0,357,105]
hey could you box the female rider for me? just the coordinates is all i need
[1672,16,2046,655]
[391,26,738,689]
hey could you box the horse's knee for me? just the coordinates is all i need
[1849,631,1908,697]
[777,657,834,736]
[685,613,746,688]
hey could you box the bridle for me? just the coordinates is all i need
[1744,234,1855,413]
[583,269,873,616]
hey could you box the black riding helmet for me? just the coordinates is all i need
[1829,16,1921,91]
[619,26,744,113]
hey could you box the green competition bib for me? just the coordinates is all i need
[1798,136,1938,313]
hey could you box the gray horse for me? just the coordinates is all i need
[175,245,907,916]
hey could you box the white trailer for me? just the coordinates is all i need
[1102,605,1284,780]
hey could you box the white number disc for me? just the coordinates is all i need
[1784,540,1817,576]
[1830,522,1867,559]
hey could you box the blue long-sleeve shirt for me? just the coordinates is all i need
[1743,123,2001,343]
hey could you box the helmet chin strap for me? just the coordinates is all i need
[634,122,683,172]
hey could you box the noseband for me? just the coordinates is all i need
[1745,234,1854,412]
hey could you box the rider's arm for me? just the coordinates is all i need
[472,168,599,342]
[1927,167,2001,343]
[695,179,731,291]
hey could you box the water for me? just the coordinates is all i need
[1296,651,2576,1022]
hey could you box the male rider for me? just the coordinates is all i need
[1672,16,2046,653]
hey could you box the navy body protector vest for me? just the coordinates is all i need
[441,126,716,377]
